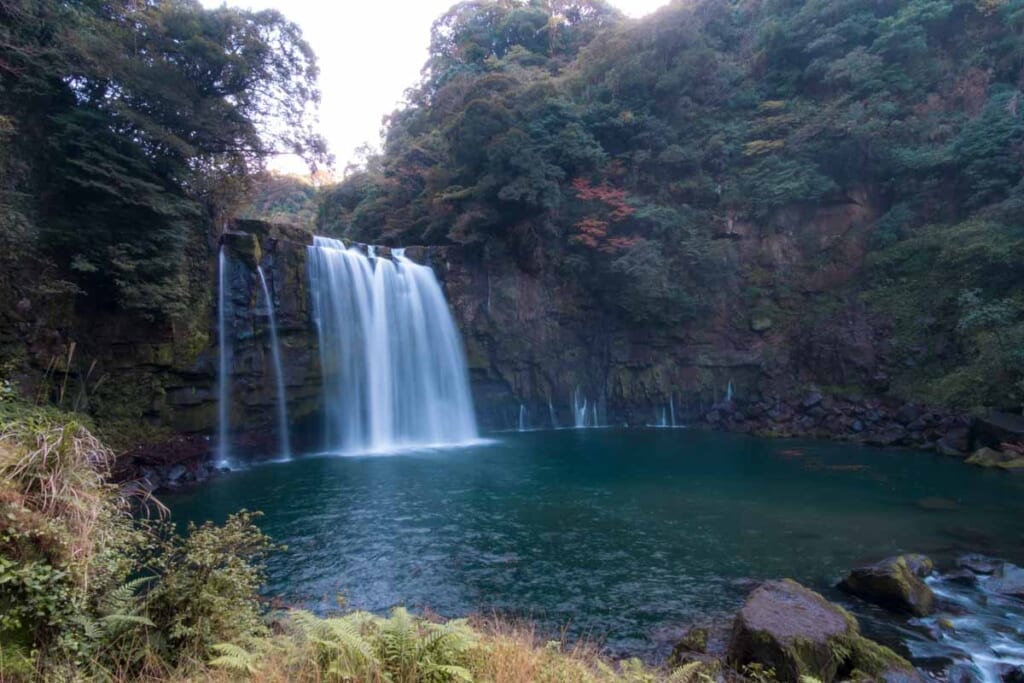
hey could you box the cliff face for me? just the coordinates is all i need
[431,192,884,424]
[2,197,970,477]
[431,191,967,452]
[0,218,321,470]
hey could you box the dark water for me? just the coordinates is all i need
[165,429,1024,658]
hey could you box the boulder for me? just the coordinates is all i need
[166,464,187,484]
[751,315,773,332]
[966,447,1024,470]
[972,412,1024,449]
[668,626,710,667]
[866,429,906,447]
[936,437,967,457]
[985,562,1024,598]
[840,555,935,617]
[803,391,824,409]
[958,555,999,575]
[728,579,919,683]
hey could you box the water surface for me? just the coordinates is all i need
[166,429,1024,657]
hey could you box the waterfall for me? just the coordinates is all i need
[725,380,734,403]
[257,267,291,460]
[217,247,231,465]
[308,237,478,453]
[572,387,602,428]
[656,407,667,427]
[518,404,527,432]
[669,395,677,427]
[573,387,588,428]
[548,397,559,430]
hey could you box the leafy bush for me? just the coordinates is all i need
[0,401,275,681]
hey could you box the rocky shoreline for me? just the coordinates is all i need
[668,553,1024,682]
[698,393,1024,469]
[118,401,1024,492]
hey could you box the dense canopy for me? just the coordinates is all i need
[319,0,1024,409]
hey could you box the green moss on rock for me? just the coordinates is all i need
[729,579,918,683]
[840,555,935,617]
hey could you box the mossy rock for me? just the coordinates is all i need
[222,231,262,269]
[728,579,919,683]
[840,555,935,617]
[668,626,710,667]
[966,447,1024,469]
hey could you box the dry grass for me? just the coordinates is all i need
[0,407,164,591]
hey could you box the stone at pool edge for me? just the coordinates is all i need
[728,579,920,683]
[839,554,936,617]
[668,626,710,668]
[965,447,1024,470]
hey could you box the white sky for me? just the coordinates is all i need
[199,0,669,174]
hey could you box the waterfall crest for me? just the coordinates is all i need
[257,266,291,460]
[308,237,479,453]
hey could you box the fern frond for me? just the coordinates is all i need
[210,641,261,674]
[424,663,474,681]
[668,661,714,683]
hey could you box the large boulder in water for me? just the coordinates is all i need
[728,579,919,682]
[840,555,935,617]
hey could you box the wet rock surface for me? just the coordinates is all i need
[840,554,936,617]
[868,556,1024,683]
[696,393,971,455]
[727,579,916,682]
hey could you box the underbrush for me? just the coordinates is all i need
[0,397,732,682]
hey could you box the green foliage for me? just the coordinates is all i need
[141,511,277,663]
[312,0,1024,411]
[865,218,1024,408]
[250,607,477,682]
[241,173,321,227]
[0,399,277,680]
[1,0,328,319]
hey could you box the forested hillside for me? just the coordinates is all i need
[0,0,325,319]
[320,0,1024,412]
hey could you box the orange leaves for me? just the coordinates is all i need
[569,177,637,253]
[570,177,635,220]
[569,217,608,249]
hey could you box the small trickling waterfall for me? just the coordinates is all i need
[548,398,559,429]
[518,404,527,432]
[572,387,602,428]
[257,267,291,460]
[725,380,734,403]
[652,395,681,428]
[217,247,231,465]
[308,237,478,453]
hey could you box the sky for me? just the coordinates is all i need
[198,0,670,174]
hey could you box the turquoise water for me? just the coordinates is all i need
[165,429,1024,657]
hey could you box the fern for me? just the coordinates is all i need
[210,641,261,674]
[668,661,717,683]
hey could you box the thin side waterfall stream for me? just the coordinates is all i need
[257,266,291,460]
[217,246,231,465]
[307,237,478,453]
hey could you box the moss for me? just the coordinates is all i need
[679,627,708,653]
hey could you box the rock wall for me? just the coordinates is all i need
[425,191,971,453]
[2,192,979,479]
[0,218,322,477]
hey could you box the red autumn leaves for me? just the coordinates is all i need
[569,177,640,253]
